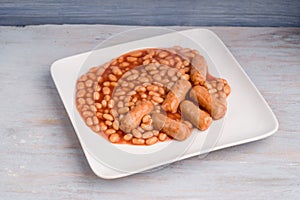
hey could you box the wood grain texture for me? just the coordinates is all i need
[0,0,300,26]
[0,25,299,200]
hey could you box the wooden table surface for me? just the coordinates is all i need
[0,25,299,200]
[1,0,300,26]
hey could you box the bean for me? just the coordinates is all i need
[139,77,150,83]
[86,98,94,105]
[104,95,110,102]
[77,90,86,98]
[130,51,143,57]
[88,73,97,80]
[128,82,135,89]
[132,138,145,145]
[149,91,160,97]
[183,60,190,66]
[105,120,113,126]
[83,111,93,117]
[96,112,102,119]
[135,86,146,93]
[169,59,175,66]
[119,96,125,100]
[127,74,139,81]
[108,74,117,82]
[92,125,100,132]
[132,129,142,138]
[118,107,129,114]
[142,115,152,124]
[217,82,224,91]
[79,75,88,82]
[126,56,137,62]
[103,81,110,87]
[106,129,116,135]
[93,116,99,124]
[182,74,190,80]
[85,79,93,87]
[141,123,153,131]
[149,70,159,75]
[100,122,107,131]
[120,62,130,67]
[131,96,138,103]
[153,130,159,136]
[114,91,126,96]
[103,87,111,95]
[112,66,122,76]
[167,69,176,77]
[97,68,105,75]
[90,105,97,112]
[81,105,89,111]
[109,133,120,143]
[112,120,119,130]
[158,133,167,141]
[77,82,85,90]
[146,137,158,145]
[160,59,169,66]
[117,101,124,108]
[209,88,217,94]
[101,100,107,108]
[86,117,93,126]
[147,85,158,92]
[108,100,114,108]
[158,51,168,58]
[140,93,147,99]
[123,133,133,141]
[110,109,119,118]
[160,69,167,76]
[158,87,165,95]
[93,92,100,100]
[171,76,178,82]
[126,91,136,96]
[94,84,101,92]
[153,74,162,81]
[103,113,114,121]
[152,96,164,103]
[143,60,150,65]
[175,61,182,69]
[143,131,154,139]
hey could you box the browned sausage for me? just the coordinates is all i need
[120,101,153,133]
[190,54,208,86]
[152,113,191,141]
[189,86,227,120]
[161,79,191,113]
[180,100,212,131]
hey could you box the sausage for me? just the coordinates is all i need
[190,54,208,86]
[152,113,191,141]
[180,100,212,131]
[189,86,227,120]
[189,85,212,113]
[161,79,191,113]
[119,101,153,133]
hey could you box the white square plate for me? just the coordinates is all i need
[51,29,278,179]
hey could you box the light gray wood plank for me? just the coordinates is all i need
[0,25,299,200]
[0,0,300,26]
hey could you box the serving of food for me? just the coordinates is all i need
[75,46,231,146]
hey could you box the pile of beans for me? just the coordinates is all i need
[75,46,230,145]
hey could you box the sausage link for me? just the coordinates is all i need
[161,79,191,113]
[120,101,153,133]
[190,54,207,86]
[189,86,227,120]
[180,100,212,131]
[152,113,191,141]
